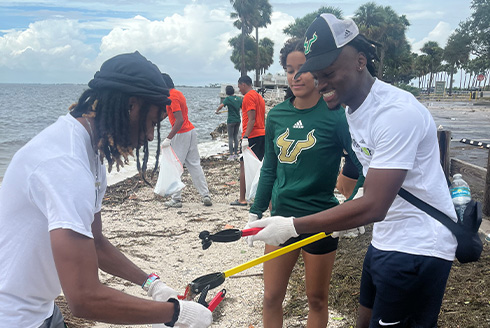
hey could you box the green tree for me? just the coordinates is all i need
[230,0,255,76]
[283,6,343,38]
[414,54,430,89]
[465,0,490,59]
[354,2,411,79]
[420,41,444,94]
[249,0,272,86]
[443,29,471,94]
[384,47,415,84]
[257,37,275,77]
[229,34,274,74]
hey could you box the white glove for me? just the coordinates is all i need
[147,279,178,302]
[174,300,213,328]
[241,137,249,152]
[162,138,172,148]
[248,216,299,246]
[243,213,259,247]
[332,227,365,239]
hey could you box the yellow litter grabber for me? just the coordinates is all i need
[185,232,332,297]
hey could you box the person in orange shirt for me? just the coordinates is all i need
[160,73,212,208]
[230,75,265,206]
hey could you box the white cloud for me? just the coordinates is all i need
[0,19,96,82]
[0,4,244,84]
[411,21,453,53]
[259,11,295,75]
[91,4,243,85]
[1,1,468,84]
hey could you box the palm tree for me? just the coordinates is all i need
[443,29,471,94]
[249,0,272,86]
[257,37,275,76]
[415,54,430,90]
[354,2,410,79]
[420,41,443,94]
[229,34,256,73]
[230,0,255,76]
[229,34,274,74]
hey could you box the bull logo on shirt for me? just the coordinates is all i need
[277,128,316,164]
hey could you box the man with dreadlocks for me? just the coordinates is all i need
[246,14,457,328]
[0,51,212,328]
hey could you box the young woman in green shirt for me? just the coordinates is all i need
[247,38,364,327]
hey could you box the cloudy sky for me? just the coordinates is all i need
[0,0,472,85]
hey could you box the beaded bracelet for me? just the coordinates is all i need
[142,273,160,292]
[164,298,180,327]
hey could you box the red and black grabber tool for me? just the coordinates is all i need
[199,227,262,250]
[197,285,226,312]
[187,232,332,296]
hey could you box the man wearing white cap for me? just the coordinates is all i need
[247,14,457,328]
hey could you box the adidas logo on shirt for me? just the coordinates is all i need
[293,120,304,129]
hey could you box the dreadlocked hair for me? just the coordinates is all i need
[134,101,163,186]
[70,89,162,186]
[348,34,381,77]
[280,38,305,70]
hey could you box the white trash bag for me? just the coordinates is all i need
[154,146,185,196]
[243,147,262,202]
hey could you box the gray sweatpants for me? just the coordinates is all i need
[170,129,209,201]
[227,122,240,155]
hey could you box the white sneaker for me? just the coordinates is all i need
[227,155,235,161]
[165,199,182,208]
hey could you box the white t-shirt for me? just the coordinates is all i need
[346,79,457,261]
[0,114,107,327]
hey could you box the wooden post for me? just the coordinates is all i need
[437,129,451,180]
[484,149,490,216]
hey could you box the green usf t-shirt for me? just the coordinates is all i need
[250,97,364,218]
[222,96,242,124]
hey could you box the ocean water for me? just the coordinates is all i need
[0,84,229,184]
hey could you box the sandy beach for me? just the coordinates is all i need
[57,101,490,328]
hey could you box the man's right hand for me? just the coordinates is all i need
[162,138,172,148]
[174,300,213,328]
[248,216,299,246]
[241,137,249,152]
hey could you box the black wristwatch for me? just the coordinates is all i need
[164,298,180,327]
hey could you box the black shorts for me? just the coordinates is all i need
[280,233,338,255]
[342,154,359,179]
[240,135,265,161]
[360,245,452,327]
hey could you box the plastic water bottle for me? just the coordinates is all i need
[449,173,471,223]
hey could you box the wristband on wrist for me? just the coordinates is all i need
[142,273,159,292]
[164,298,180,327]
